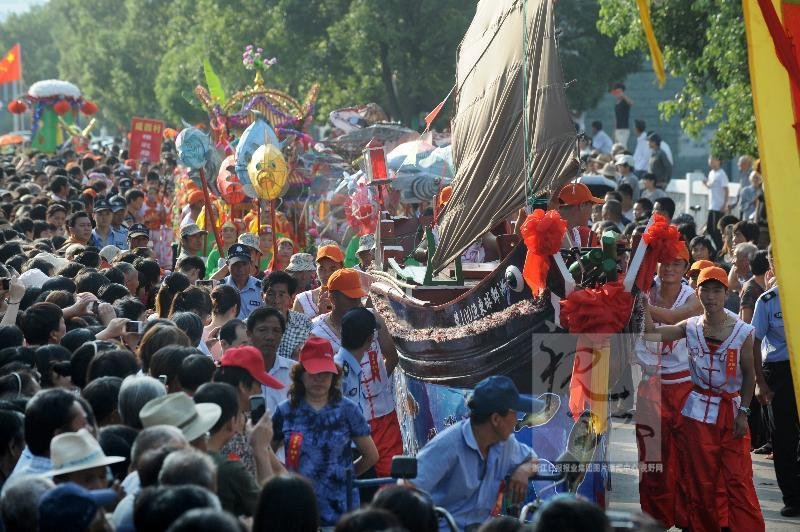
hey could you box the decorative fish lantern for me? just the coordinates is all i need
[176,127,211,169]
[216,154,247,205]
[247,143,288,200]
[235,110,281,198]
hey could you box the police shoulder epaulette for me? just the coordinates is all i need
[760,289,777,302]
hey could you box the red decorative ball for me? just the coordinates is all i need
[80,101,98,115]
[7,99,27,114]
[53,100,72,116]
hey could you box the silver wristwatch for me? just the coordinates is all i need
[738,406,751,416]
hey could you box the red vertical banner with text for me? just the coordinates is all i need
[128,117,164,163]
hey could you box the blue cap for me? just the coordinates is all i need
[468,375,544,414]
[38,483,118,532]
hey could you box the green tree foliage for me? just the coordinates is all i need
[556,0,642,113]
[597,0,756,159]
[1,0,644,134]
[0,3,61,89]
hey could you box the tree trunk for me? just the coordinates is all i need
[378,41,406,124]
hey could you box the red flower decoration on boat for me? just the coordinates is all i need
[635,214,681,291]
[519,209,567,295]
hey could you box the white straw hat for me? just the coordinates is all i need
[43,428,125,477]
[139,392,221,442]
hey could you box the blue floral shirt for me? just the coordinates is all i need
[273,397,370,526]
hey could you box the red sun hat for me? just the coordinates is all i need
[299,337,338,374]
[220,346,284,389]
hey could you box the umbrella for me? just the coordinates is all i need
[0,134,25,147]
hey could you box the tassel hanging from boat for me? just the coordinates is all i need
[519,209,566,295]
[634,214,681,292]
[560,281,633,432]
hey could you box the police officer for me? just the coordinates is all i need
[752,246,800,517]
[224,243,263,320]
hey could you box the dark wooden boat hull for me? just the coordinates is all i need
[374,244,558,391]
[372,242,640,393]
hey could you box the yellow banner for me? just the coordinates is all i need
[743,0,800,415]
[636,0,666,87]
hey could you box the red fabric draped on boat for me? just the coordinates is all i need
[561,281,633,421]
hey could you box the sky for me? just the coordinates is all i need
[0,0,46,21]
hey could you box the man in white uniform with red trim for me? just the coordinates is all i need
[645,267,764,532]
[635,243,701,529]
[310,268,403,477]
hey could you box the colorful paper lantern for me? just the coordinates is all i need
[217,154,247,204]
[247,143,288,200]
[53,100,72,116]
[7,99,26,114]
[80,101,98,115]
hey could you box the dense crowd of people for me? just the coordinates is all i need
[0,96,794,532]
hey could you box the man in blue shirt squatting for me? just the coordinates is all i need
[410,375,540,531]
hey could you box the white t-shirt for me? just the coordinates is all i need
[707,168,729,211]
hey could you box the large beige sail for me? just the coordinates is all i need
[431,0,577,273]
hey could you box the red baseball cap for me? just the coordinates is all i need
[220,346,284,389]
[299,337,338,374]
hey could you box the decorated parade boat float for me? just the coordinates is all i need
[364,0,668,507]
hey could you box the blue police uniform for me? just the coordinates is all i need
[224,275,263,320]
[752,286,800,509]
[752,287,787,362]
[92,227,129,250]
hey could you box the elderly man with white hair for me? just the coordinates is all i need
[725,242,759,313]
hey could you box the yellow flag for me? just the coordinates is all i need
[743,0,800,415]
[637,0,666,87]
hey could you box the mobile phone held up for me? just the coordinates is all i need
[125,321,143,334]
[250,395,266,424]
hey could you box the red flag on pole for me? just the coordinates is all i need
[0,44,21,85]
[423,85,455,132]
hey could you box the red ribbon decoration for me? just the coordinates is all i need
[286,432,304,471]
[519,209,567,295]
[634,214,681,292]
[560,281,633,421]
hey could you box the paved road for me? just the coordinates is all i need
[608,419,799,531]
